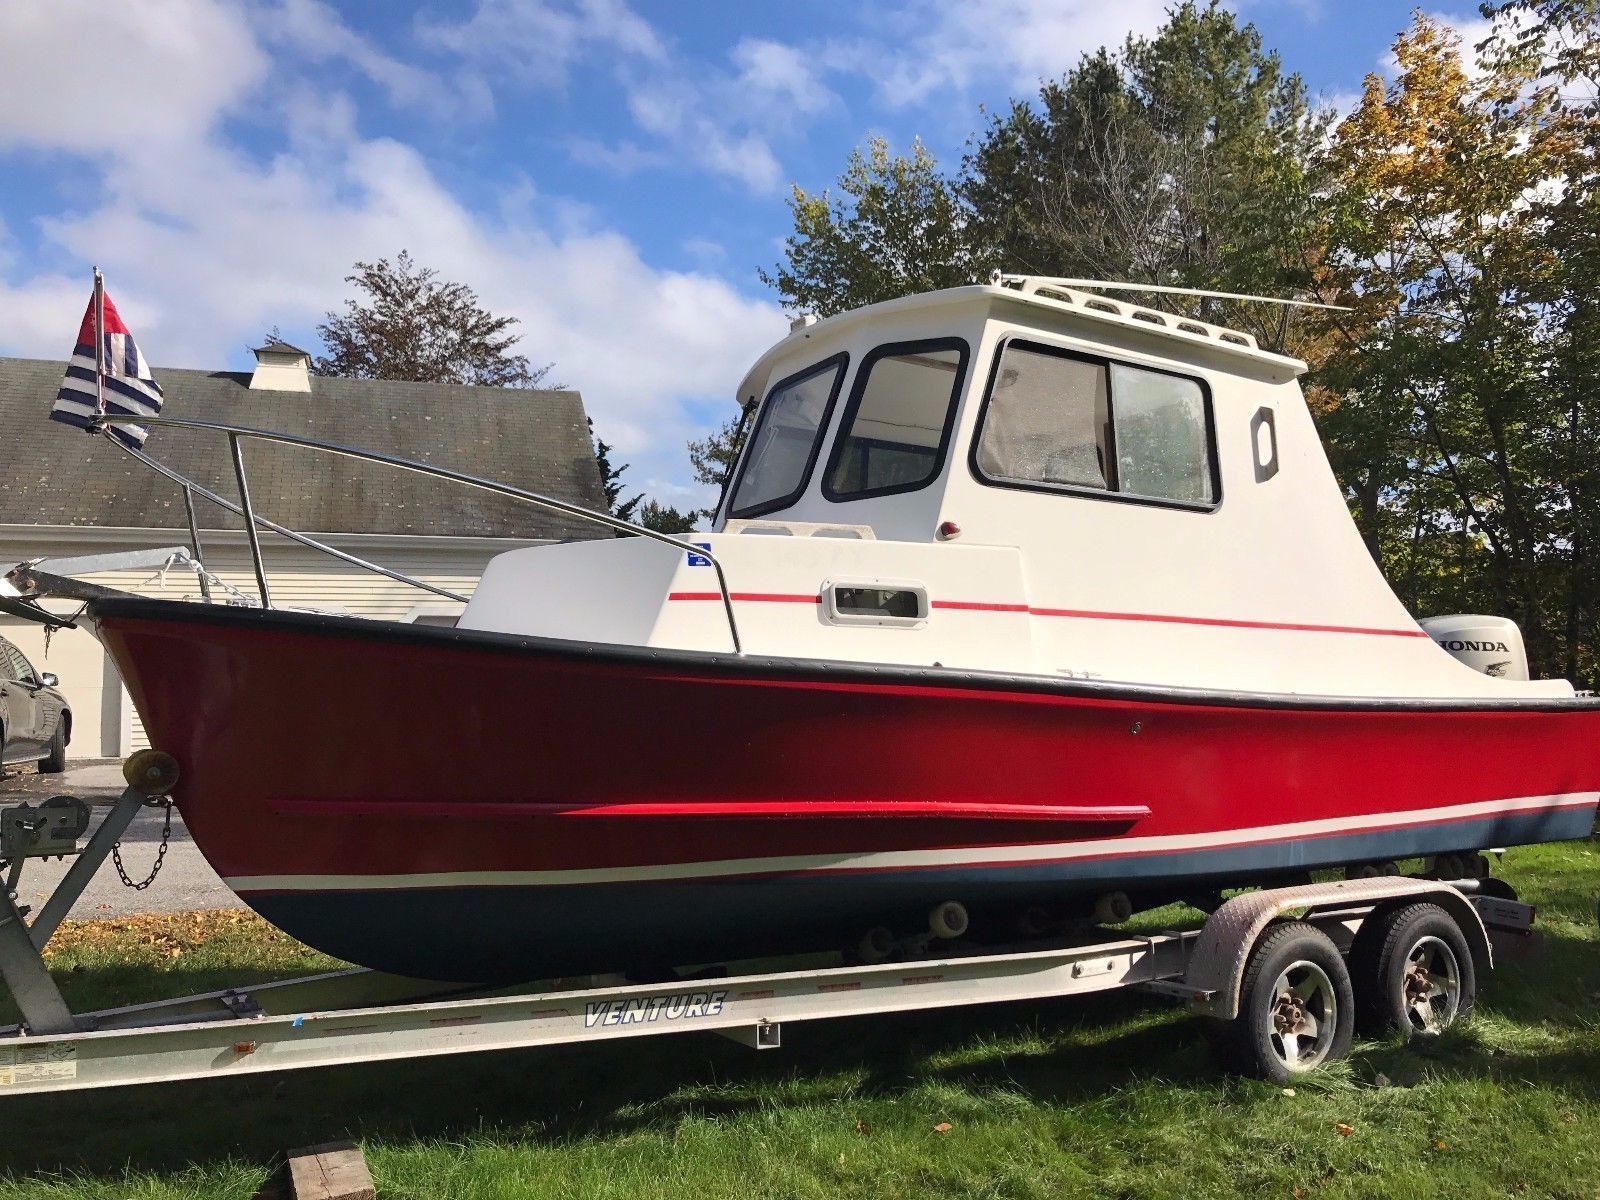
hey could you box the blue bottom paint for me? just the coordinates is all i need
[247,806,1595,982]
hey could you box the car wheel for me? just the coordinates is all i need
[39,721,67,774]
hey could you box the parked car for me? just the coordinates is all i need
[0,634,69,773]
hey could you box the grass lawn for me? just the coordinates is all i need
[0,839,1596,1200]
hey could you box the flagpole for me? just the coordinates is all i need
[92,266,106,416]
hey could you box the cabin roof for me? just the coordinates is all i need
[737,283,1307,404]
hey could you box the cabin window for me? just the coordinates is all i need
[728,354,849,519]
[823,339,969,502]
[973,339,1218,509]
[1108,364,1213,505]
[975,347,1110,490]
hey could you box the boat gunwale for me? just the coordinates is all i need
[87,595,1600,716]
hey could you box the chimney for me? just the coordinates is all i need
[250,339,313,392]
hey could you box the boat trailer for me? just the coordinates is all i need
[0,753,1538,1094]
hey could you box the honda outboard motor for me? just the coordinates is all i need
[1419,614,1529,680]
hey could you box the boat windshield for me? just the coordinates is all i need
[728,356,846,518]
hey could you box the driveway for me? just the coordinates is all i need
[2,761,240,917]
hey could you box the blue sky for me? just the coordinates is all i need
[0,1,1481,506]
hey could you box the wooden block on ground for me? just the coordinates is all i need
[287,1142,376,1200]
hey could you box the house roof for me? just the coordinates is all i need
[0,357,609,539]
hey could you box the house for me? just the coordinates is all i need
[0,343,607,759]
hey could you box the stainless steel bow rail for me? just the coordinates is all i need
[83,413,746,655]
[0,753,1538,1095]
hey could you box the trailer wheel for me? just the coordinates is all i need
[1221,921,1354,1084]
[1350,902,1475,1038]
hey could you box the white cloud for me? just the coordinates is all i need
[623,78,786,193]
[729,38,836,117]
[421,0,791,193]
[0,0,269,154]
[566,137,665,176]
[261,0,492,120]
[4,134,781,480]
[1429,10,1497,74]
[416,0,664,86]
[681,236,727,266]
[837,0,1173,107]
[0,0,783,497]
[1319,88,1365,119]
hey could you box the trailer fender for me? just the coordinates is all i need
[1185,878,1492,1021]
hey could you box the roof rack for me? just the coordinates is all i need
[990,273,1349,355]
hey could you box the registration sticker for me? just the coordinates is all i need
[0,1042,76,1085]
[686,543,712,567]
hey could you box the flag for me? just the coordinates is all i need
[50,284,164,449]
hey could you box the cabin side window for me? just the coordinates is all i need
[973,340,1218,509]
[823,339,969,502]
[1108,363,1214,505]
[727,355,849,519]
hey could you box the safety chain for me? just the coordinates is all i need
[112,798,173,891]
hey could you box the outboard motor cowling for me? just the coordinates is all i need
[1419,614,1529,680]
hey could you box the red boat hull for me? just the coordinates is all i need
[93,599,1600,981]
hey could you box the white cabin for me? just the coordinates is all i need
[462,280,1572,700]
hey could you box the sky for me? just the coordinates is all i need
[0,0,1489,509]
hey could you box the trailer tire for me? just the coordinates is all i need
[1350,902,1475,1039]
[1219,921,1354,1085]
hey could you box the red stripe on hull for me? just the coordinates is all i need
[263,797,1152,822]
[667,591,1428,638]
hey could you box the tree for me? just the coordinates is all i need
[759,5,1331,350]
[760,137,976,316]
[590,420,698,531]
[962,2,1331,351]
[637,500,699,534]
[679,409,755,521]
[1313,12,1588,676]
[1481,0,1600,679]
[589,418,640,523]
[687,413,747,490]
[314,251,553,387]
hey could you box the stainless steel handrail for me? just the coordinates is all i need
[89,414,744,655]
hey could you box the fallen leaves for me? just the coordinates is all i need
[1335,1123,1355,1138]
[933,1122,954,1134]
[42,908,262,959]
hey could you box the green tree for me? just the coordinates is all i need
[637,500,699,534]
[760,137,976,317]
[314,252,552,387]
[962,2,1330,351]
[1480,0,1600,679]
[1314,13,1587,676]
[589,418,640,523]
[687,412,746,490]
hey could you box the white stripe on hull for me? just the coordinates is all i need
[225,791,1598,893]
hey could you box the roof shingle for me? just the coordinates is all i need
[0,357,609,540]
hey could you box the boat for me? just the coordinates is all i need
[15,276,1600,983]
